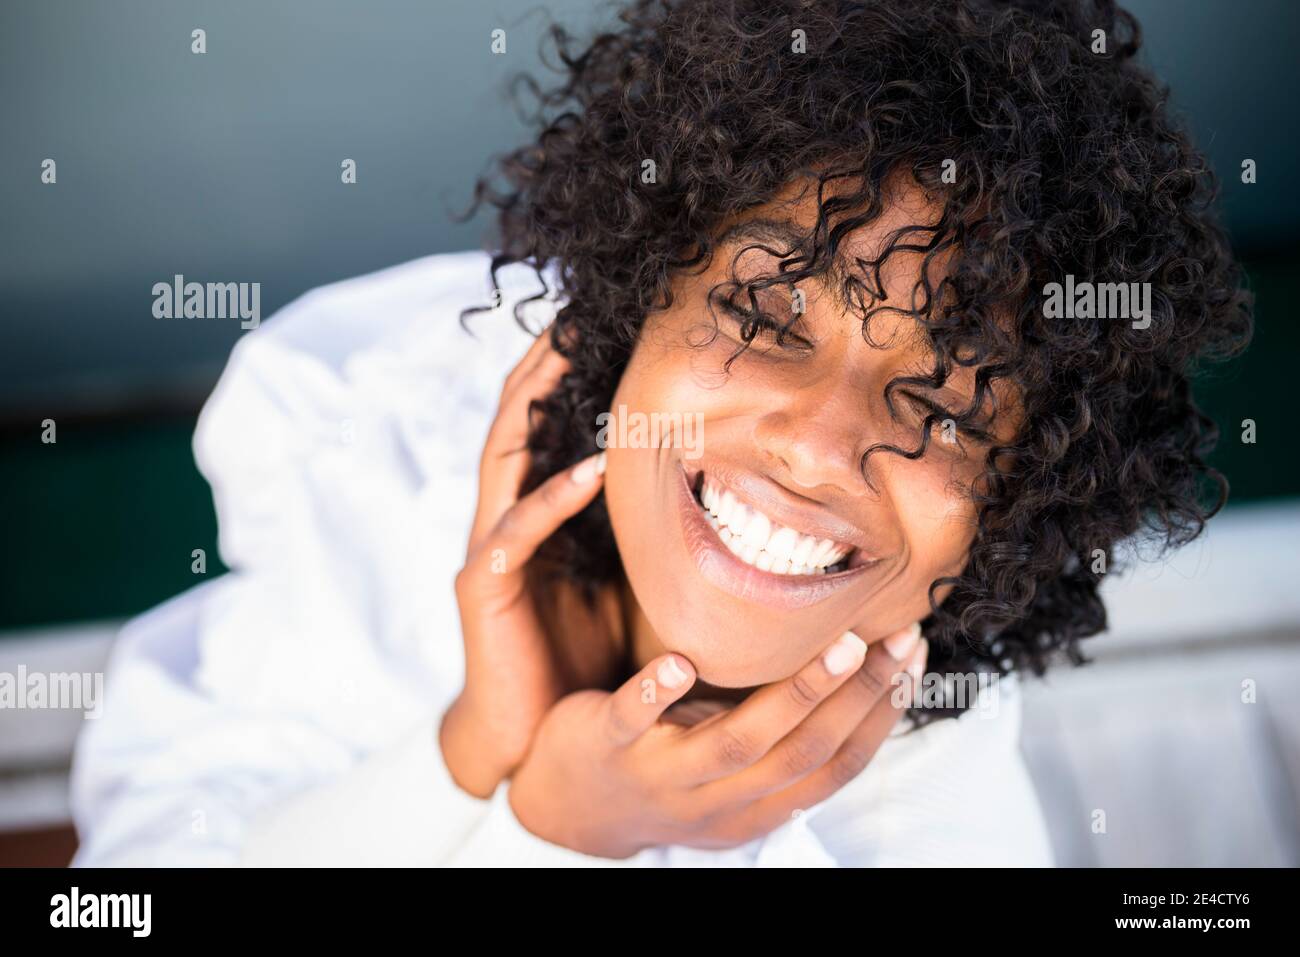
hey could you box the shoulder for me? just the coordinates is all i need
[188,250,562,700]
[210,249,558,416]
[245,249,555,363]
[194,249,560,533]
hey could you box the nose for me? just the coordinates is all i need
[753,384,876,497]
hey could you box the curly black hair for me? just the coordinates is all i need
[459,0,1253,720]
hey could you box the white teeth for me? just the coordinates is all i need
[740,511,771,551]
[766,526,798,563]
[729,502,751,539]
[698,479,853,577]
[809,539,836,567]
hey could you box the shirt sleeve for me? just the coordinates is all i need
[235,712,486,866]
[237,715,632,867]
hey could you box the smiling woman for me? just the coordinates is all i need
[464,0,1252,713]
[71,0,1254,868]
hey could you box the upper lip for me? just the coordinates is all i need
[683,458,880,560]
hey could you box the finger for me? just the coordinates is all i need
[680,630,868,783]
[481,341,569,480]
[661,699,731,729]
[495,328,572,437]
[737,637,928,834]
[500,325,560,397]
[461,452,606,600]
[603,653,698,748]
[471,344,572,547]
[698,624,922,801]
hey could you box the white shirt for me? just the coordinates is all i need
[69,250,1055,867]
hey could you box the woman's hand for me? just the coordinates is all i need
[441,331,610,797]
[507,623,929,858]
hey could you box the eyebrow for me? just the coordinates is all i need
[715,215,935,352]
[715,216,852,312]
[716,216,809,253]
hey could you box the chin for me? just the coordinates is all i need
[651,609,807,689]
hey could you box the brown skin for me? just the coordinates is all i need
[614,176,1021,685]
[443,176,1020,855]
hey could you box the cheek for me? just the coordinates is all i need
[615,320,735,412]
[886,457,980,594]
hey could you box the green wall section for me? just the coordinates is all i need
[0,418,225,630]
[1195,254,1298,504]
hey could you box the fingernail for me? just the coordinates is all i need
[883,622,922,661]
[907,639,928,686]
[904,639,928,708]
[658,655,689,689]
[571,453,603,484]
[823,631,867,676]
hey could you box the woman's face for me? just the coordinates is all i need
[604,179,1022,687]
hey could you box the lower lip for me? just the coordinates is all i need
[674,465,881,610]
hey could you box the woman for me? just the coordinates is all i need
[72,0,1251,865]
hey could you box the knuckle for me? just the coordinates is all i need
[828,744,873,788]
[604,701,637,745]
[536,477,566,511]
[854,660,890,698]
[453,567,476,599]
[712,725,758,770]
[494,507,522,543]
[780,731,832,778]
[785,672,822,710]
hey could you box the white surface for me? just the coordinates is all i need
[1097,498,1300,652]
[0,621,116,767]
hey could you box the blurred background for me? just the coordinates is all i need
[1,0,1297,865]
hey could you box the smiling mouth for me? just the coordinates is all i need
[674,464,881,609]
[691,474,855,575]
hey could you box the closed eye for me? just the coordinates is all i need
[899,391,996,444]
[717,297,813,351]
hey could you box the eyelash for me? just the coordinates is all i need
[717,298,812,350]
[899,392,994,444]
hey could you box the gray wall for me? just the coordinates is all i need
[0,0,599,408]
[1,0,1296,409]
